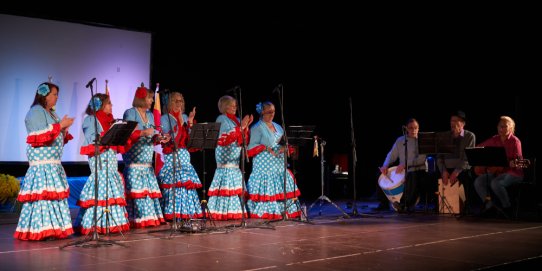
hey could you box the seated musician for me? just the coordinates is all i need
[380,118,427,213]
[437,110,476,215]
[473,116,524,216]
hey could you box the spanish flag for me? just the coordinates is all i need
[153,83,164,175]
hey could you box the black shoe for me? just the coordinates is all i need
[479,205,497,218]
[372,204,390,211]
[43,236,58,241]
[393,202,406,213]
[502,207,514,219]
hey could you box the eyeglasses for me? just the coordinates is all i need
[174,99,184,103]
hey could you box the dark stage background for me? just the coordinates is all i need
[1,9,539,201]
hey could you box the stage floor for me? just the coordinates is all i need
[1,201,542,271]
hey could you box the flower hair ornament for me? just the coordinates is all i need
[89,96,102,111]
[256,102,263,115]
[37,84,50,96]
[135,87,148,99]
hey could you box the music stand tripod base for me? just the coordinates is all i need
[60,235,128,249]
[308,195,350,219]
[61,121,136,249]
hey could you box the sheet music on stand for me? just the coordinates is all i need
[418,132,454,154]
[100,120,138,146]
[287,125,315,161]
[185,122,222,230]
[287,125,315,145]
[186,122,221,149]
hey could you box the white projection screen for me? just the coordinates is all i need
[0,14,151,162]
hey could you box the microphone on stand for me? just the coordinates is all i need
[226,85,240,93]
[272,84,283,94]
[85,78,96,88]
[401,125,408,137]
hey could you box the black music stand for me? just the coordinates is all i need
[187,122,221,229]
[418,132,455,215]
[100,121,138,146]
[98,120,138,234]
[61,120,137,249]
[418,132,454,155]
[287,125,315,221]
[465,147,509,217]
[287,125,315,145]
[465,147,508,168]
[287,125,315,177]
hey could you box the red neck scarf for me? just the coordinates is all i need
[226,113,240,127]
[169,111,185,145]
[169,111,184,130]
[96,110,114,132]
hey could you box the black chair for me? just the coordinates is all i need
[512,157,537,219]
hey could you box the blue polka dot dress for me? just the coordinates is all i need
[158,113,203,220]
[207,114,247,220]
[246,121,301,219]
[14,105,74,240]
[74,114,130,234]
[122,108,165,228]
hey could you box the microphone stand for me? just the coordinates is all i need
[348,97,358,216]
[164,90,182,236]
[402,125,409,213]
[147,89,183,236]
[266,84,310,224]
[61,78,126,248]
[307,136,350,218]
[350,97,359,215]
[347,97,382,218]
[227,86,273,230]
